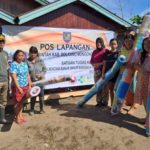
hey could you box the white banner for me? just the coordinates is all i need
[2,25,115,89]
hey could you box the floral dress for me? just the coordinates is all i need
[134,55,150,106]
[10,61,29,102]
[134,55,150,136]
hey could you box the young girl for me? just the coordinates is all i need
[133,37,150,136]
[111,34,136,115]
[102,38,120,106]
[10,50,32,124]
[90,37,109,107]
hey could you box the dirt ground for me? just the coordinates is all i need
[0,96,150,150]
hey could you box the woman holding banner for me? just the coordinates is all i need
[27,46,47,115]
[90,37,109,107]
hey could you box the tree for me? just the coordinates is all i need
[130,15,143,25]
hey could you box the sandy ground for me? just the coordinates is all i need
[0,96,150,150]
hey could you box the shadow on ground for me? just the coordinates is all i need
[46,99,145,137]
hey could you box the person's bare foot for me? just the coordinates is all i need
[20,116,27,123]
[15,118,23,125]
[120,108,123,113]
[128,108,135,115]
[128,105,138,115]
[122,103,126,107]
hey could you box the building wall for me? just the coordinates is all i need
[0,0,41,16]
[0,19,12,26]
[0,19,11,33]
[0,1,127,44]
[0,19,8,26]
[23,2,126,33]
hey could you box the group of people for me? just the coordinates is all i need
[0,34,46,125]
[90,37,120,107]
[0,30,150,136]
[90,31,150,136]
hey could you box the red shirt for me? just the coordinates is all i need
[90,48,109,71]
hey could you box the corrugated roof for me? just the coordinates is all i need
[34,0,49,5]
[0,9,15,24]
[0,0,132,28]
[18,0,132,27]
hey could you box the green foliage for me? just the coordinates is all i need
[130,15,143,25]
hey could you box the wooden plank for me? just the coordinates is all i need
[44,89,89,100]
[7,89,89,105]
[24,3,124,31]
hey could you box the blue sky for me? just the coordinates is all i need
[48,0,150,21]
[95,0,150,21]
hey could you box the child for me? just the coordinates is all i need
[111,34,136,115]
[102,38,120,106]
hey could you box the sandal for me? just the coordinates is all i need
[128,108,135,115]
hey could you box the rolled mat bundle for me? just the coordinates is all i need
[111,14,150,116]
[77,55,126,108]
[29,75,76,97]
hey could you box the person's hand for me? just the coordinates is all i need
[93,64,100,69]
[36,74,42,80]
[17,87,24,94]
[29,82,33,90]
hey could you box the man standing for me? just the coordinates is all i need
[0,34,9,124]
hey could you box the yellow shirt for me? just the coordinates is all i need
[120,47,130,59]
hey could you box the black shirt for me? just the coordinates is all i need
[104,50,119,72]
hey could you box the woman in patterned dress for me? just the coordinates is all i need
[10,50,32,124]
[134,37,150,108]
[134,37,150,136]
